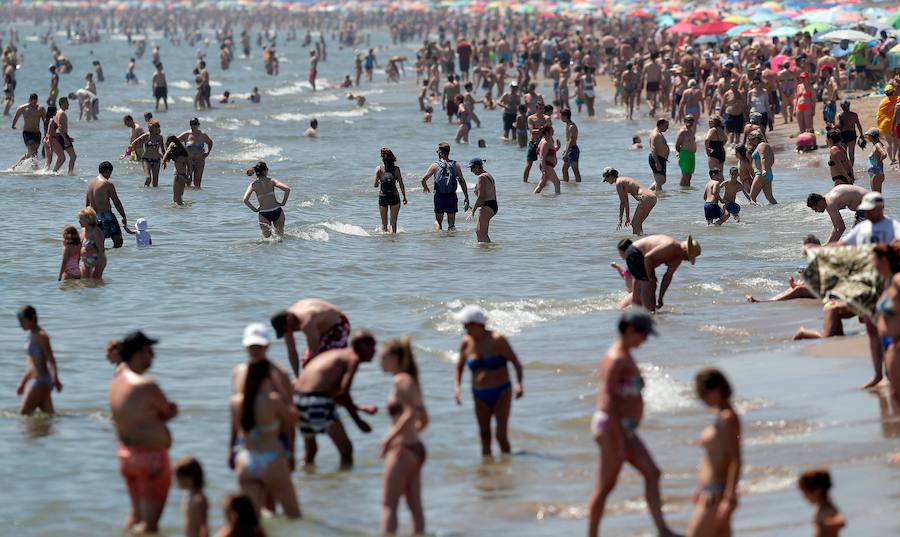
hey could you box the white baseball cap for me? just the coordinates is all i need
[453,305,487,326]
[858,192,885,211]
[242,323,272,347]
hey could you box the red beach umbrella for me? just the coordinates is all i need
[692,21,736,36]
[627,9,654,18]
[740,27,771,37]
[666,22,698,34]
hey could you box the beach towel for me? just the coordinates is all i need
[802,245,883,317]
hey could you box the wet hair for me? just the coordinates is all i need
[803,234,821,246]
[617,238,632,252]
[351,330,376,352]
[270,310,288,339]
[464,82,473,91]
[873,242,900,274]
[543,104,553,114]
[310,119,318,128]
[437,142,451,157]
[165,136,188,158]
[148,119,160,130]
[695,368,732,399]
[189,117,200,126]
[245,161,268,177]
[656,118,668,127]
[144,112,153,121]
[798,468,832,494]
[729,166,739,176]
[58,97,68,106]
[17,305,37,322]
[241,359,271,433]
[380,148,397,174]
[79,206,98,226]
[709,168,721,178]
[806,193,825,208]
[63,225,81,246]
[632,136,641,143]
[98,161,114,175]
[221,494,264,537]
[517,104,527,113]
[477,139,486,148]
[174,457,205,490]
[383,336,419,384]
[826,130,841,144]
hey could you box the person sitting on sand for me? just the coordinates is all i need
[748,235,821,303]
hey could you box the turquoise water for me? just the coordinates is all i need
[1,25,898,536]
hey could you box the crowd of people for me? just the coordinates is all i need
[7,3,900,536]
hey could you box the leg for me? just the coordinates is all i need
[112,232,123,249]
[191,159,205,188]
[588,439,625,537]
[762,181,777,205]
[143,161,153,187]
[748,176,764,204]
[863,318,885,390]
[389,204,400,233]
[381,448,414,535]
[573,161,582,183]
[19,382,51,416]
[492,385,513,453]
[327,419,354,468]
[550,170,561,194]
[473,396,494,457]
[887,345,900,404]
[447,212,456,230]
[65,147,76,174]
[523,161,533,183]
[151,162,160,187]
[135,498,167,534]
[404,462,426,535]
[302,435,319,466]
[264,457,301,518]
[631,199,654,236]
[626,435,675,536]
[434,212,444,231]
[258,215,273,238]
[686,496,720,537]
[562,161,570,182]
[476,208,493,243]
[379,205,389,232]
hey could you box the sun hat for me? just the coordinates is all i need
[453,305,487,326]
[242,323,272,347]
[684,235,701,265]
[858,192,885,211]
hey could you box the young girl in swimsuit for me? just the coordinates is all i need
[535,124,561,194]
[58,225,81,281]
[79,207,105,279]
[379,337,429,535]
[162,136,191,205]
[16,305,63,415]
[798,469,846,537]
[686,369,742,537]
[452,305,524,457]
[173,457,209,537]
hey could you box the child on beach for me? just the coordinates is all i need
[58,225,81,281]
[79,207,105,279]
[703,168,724,225]
[798,468,845,537]
[174,457,209,537]
[515,104,528,148]
[214,493,264,537]
[124,217,152,247]
[716,167,745,225]
[304,118,318,138]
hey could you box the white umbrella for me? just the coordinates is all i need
[816,29,876,43]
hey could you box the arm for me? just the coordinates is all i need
[186,494,207,537]
[58,246,67,282]
[718,410,742,518]
[131,133,149,148]
[657,261,682,309]
[108,184,127,225]
[373,165,381,188]
[500,336,524,398]
[284,329,300,377]
[10,106,23,129]
[420,163,436,192]
[396,169,408,204]
[242,183,258,212]
[453,338,467,404]
[149,384,178,421]
[204,134,213,157]
[616,183,630,227]
[826,206,845,244]
[273,179,290,206]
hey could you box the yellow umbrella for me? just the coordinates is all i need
[762,1,782,12]
[723,15,752,24]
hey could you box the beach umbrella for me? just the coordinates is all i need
[762,1,782,11]
[666,22,697,34]
[693,21,735,35]
[656,14,676,27]
[740,26,771,38]
[684,9,718,23]
[861,20,892,35]
[769,26,800,38]
[723,15,751,24]
[725,24,755,37]
[817,29,876,43]
[888,12,900,29]
[770,53,794,70]
[693,34,723,45]
[801,22,835,34]
[627,9,655,19]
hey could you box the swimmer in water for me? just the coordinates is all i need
[242,161,290,239]
[16,305,63,415]
[630,136,643,150]
[304,118,318,138]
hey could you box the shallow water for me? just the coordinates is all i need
[1,27,899,536]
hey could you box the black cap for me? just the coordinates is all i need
[120,331,158,360]
[620,307,657,336]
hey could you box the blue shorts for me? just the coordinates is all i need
[724,201,741,215]
[564,144,580,163]
[433,192,458,214]
[96,211,122,238]
[704,202,723,221]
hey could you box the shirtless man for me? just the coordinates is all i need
[293,331,378,467]
[723,81,746,144]
[603,167,656,235]
[648,118,670,191]
[52,97,76,174]
[560,108,581,183]
[151,62,167,111]
[836,101,863,165]
[761,63,780,131]
[806,184,868,243]
[109,331,176,535]
[524,103,551,183]
[715,167,745,225]
[270,299,351,377]
[675,115,697,187]
[85,161,127,248]
[123,115,145,160]
[642,53,663,116]
[498,82,521,139]
[702,169,725,225]
[621,234,701,312]
[468,158,497,243]
[679,80,703,122]
[777,61,796,124]
[10,93,45,166]
[442,74,461,124]
[462,82,480,128]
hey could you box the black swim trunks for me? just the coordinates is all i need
[725,113,744,134]
[625,245,649,281]
[648,154,666,177]
[840,130,856,145]
[153,86,168,99]
[503,112,516,132]
[259,207,283,223]
[22,130,41,147]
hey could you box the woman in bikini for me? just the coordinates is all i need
[535,124,561,194]
[379,337,428,536]
[177,118,213,188]
[748,132,777,205]
[583,66,597,117]
[453,305,524,457]
[826,130,854,186]
[795,73,815,135]
[588,308,679,537]
[228,324,300,519]
[704,115,727,174]
[162,136,191,205]
[686,369,741,537]
[603,167,656,236]
[131,119,164,187]
[242,161,291,239]
[865,129,887,193]
[873,244,900,405]
[15,305,62,415]
[79,207,105,279]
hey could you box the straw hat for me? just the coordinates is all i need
[683,235,701,265]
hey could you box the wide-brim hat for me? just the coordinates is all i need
[684,235,701,265]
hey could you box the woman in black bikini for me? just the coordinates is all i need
[243,161,290,239]
[131,119,164,187]
[162,136,191,205]
[373,148,407,234]
[379,337,428,536]
[704,115,727,173]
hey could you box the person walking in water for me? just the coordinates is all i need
[10,93,45,167]
[243,161,290,239]
[648,118,669,191]
[162,136,191,205]
[453,305,524,457]
[420,142,470,231]
[85,161,127,249]
[560,108,581,183]
[535,124,561,194]
[588,308,680,537]
[16,305,62,415]
[373,148,408,234]
[603,167,656,236]
[467,158,497,243]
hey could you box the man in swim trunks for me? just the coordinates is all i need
[621,234,701,312]
[271,298,352,377]
[641,52,663,116]
[442,74,461,124]
[723,81,746,144]
[836,100,864,165]
[109,331,177,535]
[498,81,521,140]
[85,161,127,248]
[675,115,697,187]
[806,184,868,243]
[649,118,670,191]
[561,108,581,183]
[292,331,378,467]
[10,93,46,166]
[420,141,470,230]
[52,97,77,174]
[524,104,551,183]
[151,62,167,112]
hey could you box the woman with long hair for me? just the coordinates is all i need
[704,115,727,173]
[379,336,428,535]
[747,132,777,205]
[177,118,214,188]
[243,161,291,238]
[373,148,407,233]
[162,135,190,205]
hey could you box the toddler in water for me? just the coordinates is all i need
[58,225,81,281]
[174,457,209,537]
[124,217,152,247]
[215,493,264,537]
[798,468,845,537]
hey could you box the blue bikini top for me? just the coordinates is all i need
[466,355,507,372]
